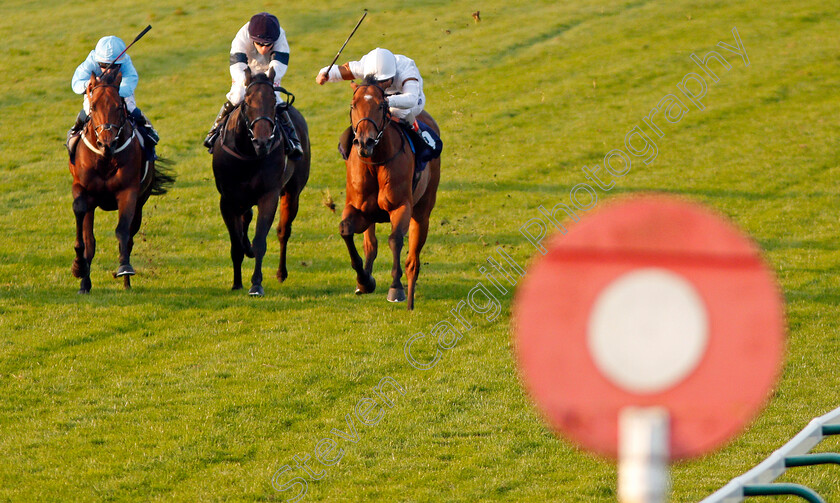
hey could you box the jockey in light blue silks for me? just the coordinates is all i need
[66,36,159,153]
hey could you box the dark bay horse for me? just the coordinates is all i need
[69,70,173,294]
[339,78,441,310]
[211,68,310,296]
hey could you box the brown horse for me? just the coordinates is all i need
[69,70,173,294]
[211,68,310,296]
[339,77,441,310]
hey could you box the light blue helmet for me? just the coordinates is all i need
[94,36,127,64]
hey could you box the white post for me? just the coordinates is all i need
[619,406,670,503]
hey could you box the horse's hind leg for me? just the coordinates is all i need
[220,199,246,290]
[386,204,410,304]
[405,214,430,311]
[122,206,144,290]
[276,188,300,283]
[339,207,376,294]
[249,191,279,296]
[241,208,255,258]
[405,171,438,310]
[115,191,138,279]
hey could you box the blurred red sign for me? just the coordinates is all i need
[513,195,785,460]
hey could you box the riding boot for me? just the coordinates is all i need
[277,106,304,160]
[130,108,159,144]
[338,126,354,160]
[66,109,88,156]
[204,101,235,151]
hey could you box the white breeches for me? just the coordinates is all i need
[83,94,136,114]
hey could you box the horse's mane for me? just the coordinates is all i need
[251,72,272,84]
[99,69,120,85]
[362,75,380,86]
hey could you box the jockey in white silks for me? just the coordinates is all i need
[67,36,159,153]
[316,48,435,159]
[203,12,303,159]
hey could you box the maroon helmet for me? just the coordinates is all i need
[248,12,280,44]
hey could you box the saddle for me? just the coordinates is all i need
[337,120,442,184]
[401,120,442,190]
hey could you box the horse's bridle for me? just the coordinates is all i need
[350,84,391,149]
[242,80,278,145]
[86,83,130,149]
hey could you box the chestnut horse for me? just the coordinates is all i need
[69,69,173,294]
[211,69,310,296]
[339,77,441,310]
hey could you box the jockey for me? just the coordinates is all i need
[203,12,303,159]
[316,48,432,157]
[67,35,159,153]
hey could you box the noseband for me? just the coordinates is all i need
[351,84,391,149]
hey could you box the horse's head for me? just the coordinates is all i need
[242,67,278,158]
[86,69,127,156]
[350,77,390,158]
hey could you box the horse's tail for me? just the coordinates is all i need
[150,157,176,196]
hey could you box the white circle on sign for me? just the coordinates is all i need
[587,268,709,394]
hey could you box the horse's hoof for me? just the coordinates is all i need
[355,276,376,295]
[116,264,135,277]
[249,285,265,297]
[276,269,288,283]
[77,288,90,295]
[387,287,407,303]
[232,283,243,290]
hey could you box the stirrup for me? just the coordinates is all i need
[204,129,219,151]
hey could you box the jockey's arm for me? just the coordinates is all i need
[71,52,97,94]
[117,56,139,98]
[385,79,421,109]
[268,34,290,85]
[316,63,357,84]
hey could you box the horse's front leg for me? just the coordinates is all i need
[339,206,376,294]
[249,190,280,297]
[220,198,246,291]
[363,225,378,279]
[71,187,94,293]
[114,190,138,279]
[386,204,411,303]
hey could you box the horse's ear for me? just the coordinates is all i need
[89,72,97,86]
[268,67,276,83]
[112,70,122,87]
[350,81,358,91]
[244,67,252,86]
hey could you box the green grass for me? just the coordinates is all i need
[1,0,839,501]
